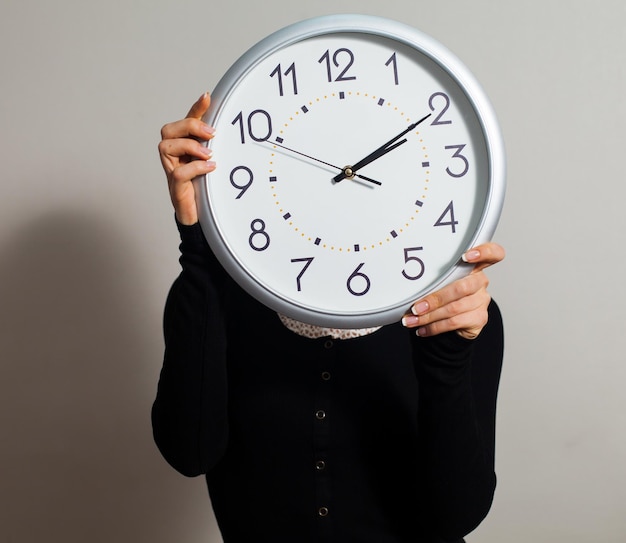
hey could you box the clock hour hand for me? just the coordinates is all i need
[271,141,382,186]
[333,113,432,183]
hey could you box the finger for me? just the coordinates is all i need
[186,91,211,119]
[158,137,213,166]
[160,93,214,141]
[402,282,486,327]
[415,302,489,339]
[409,272,489,318]
[168,158,216,188]
[168,159,217,227]
[410,284,489,327]
[402,285,490,339]
[462,242,506,273]
[161,116,216,141]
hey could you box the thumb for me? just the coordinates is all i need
[186,91,211,119]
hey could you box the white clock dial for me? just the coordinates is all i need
[196,15,505,327]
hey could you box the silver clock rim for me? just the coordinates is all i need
[194,14,506,328]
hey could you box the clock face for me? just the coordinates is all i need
[197,15,505,327]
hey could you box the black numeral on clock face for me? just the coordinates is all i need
[445,144,469,178]
[232,110,273,144]
[290,257,314,291]
[230,166,254,199]
[249,219,270,251]
[270,62,298,96]
[318,48,357,82]
[402,247,425,280]
[429,92,452,126]
[347,263,371,297]
[385,52,399,85]
[434,201,459,233]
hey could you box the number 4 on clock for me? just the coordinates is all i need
[434,201,459,233]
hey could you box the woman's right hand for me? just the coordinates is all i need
[158,92,216,225]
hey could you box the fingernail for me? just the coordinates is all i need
[199,146,213,158]
[206,160,216,170]
[462,249,480,262]
[412,301,429,315]
[202,124,216,136]
[402,315,419,327]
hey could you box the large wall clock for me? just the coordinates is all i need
[195,14,506,328]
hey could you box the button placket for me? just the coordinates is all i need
[313,337,335,526]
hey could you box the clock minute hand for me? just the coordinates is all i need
[351,113,432,171]
[333,113,432,183]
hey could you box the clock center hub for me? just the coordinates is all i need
[343,166,355,179]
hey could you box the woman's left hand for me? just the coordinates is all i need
[401,242,505,340]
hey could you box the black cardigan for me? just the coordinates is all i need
[152,222,504,543]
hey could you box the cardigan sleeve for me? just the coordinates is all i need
[413,300,504,541]
[151,221,230,477]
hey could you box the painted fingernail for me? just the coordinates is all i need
[412,301,429,315]
[201,124,216,136]
[199,146,213,157]
[462,250,481,262]
[402,315,419,327]
[206,160,216,170]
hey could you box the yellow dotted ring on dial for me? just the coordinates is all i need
[269,92,430,251]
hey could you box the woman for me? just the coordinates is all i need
[152,92,505,543]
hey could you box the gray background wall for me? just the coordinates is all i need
[1,1,624,541]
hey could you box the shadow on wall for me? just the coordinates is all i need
[0,210,207,542]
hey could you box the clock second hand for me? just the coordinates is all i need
[270,141,382,186]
